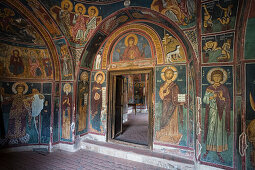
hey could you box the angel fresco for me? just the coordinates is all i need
[0,82,44,145]
[202,68,231,163]
[156,66,185,144]
[91,71,105,132]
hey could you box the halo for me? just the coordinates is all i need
[75,3,86,15]
[63,83,72,94]
[94,71,105,84]
[12,48,21,55]
[206,67,228,85]
[88,6,99,17]
[161,66,178,81]
[12,82,28,94]
[80,71,89,81]
[124,34,138,47]
[61,0,73,12]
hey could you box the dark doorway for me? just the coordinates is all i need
[108,69,153,149]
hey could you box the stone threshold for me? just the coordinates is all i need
[81,139,195,170]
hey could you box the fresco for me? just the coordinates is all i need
[50,0,102,44]
[244,1,255,60]
[155,65,187,146]
[151,0,196,28]
[111,33,152,62]
[81,32,106,68]
[188,62,196,148]
[201,66,233,167]
[0,43,53,79]
[54,39,73,80]
[53,97,60,143]
[41,83,52,144]
[100,12,129,34]
[246,63,255,169]
[202,33,234,63]
[0,3,45,45]
[235,96,242,170]
[0,82,50,145]
[201,0,238,34]
[25,0,62,38]
[162,31,186,63]
[90,71,107,134]
[61,83,73,141]
[76,70,90,135]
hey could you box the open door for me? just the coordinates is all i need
[112,75,124,138]
[108,69,153,149]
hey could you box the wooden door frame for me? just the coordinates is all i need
[107,68,154,149]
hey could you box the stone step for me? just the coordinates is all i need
[81,139,195,170]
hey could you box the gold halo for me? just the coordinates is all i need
[80,71,89,81]
[63,83,72,94]
[161,66,178,81]
[124,34,138,47]
[75,3,86,15]
[12,82,28,94]
[61,0,73,12]
[88,6,99,17]
[94,71,105,84]
[206,67,228,85]
[12,48,21,55]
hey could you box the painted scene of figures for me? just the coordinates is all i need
[202,33,234,63]
[50,0,102,44]
[0,82,51,146]
[201,0,238,34]
[0,43,53,79]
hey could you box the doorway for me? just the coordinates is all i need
[107,69,153,149]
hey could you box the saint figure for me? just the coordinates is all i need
[91,72,104,132]
[121,34,144,61]
[156,66,184,144]
[9,49,24,76]
[62,83,72,139]
[71,3,88,43]
[0,82,43,144]
[78,71,89,131]
[202,68,231,163]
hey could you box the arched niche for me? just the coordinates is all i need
[77,7,198,159]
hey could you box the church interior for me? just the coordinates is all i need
[0,0,255,169]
